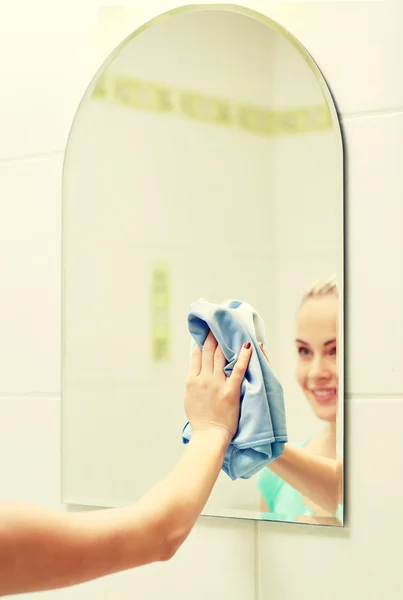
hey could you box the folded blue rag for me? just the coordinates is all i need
[182,299,288,480]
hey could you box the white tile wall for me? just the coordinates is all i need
[0,157,62,395]
[104,518,256,600]
[343,113,403,396]
[0,5,97,160]
[249,0,403,115]
[1,2,402,600]
[0,397,60,506]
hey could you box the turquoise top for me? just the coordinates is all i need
[256,441,344,523]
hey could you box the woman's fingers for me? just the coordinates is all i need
[229,341,253,388]
[191,333,256,385]
[188,343,202,377]
[213,343,227,379]
[201,331,218,373]
[185,338,252,440]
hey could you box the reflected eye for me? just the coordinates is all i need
[298,346,311,357]
[329,346,337,356]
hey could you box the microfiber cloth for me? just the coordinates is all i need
[182,298,288,480]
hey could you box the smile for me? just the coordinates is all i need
[310,388,337,404]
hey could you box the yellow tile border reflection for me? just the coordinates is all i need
[91,72,332,137]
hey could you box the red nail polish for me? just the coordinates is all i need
[243,341,251,349]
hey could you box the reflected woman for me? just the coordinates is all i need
[257,277,342,524]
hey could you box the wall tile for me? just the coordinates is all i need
[251,0,403,115]
[0,156,62,394]
[342,112,403,395]
[0,5,98,160]
[104,517,256,600]
[0,397,61,505]
[10,579,105,600]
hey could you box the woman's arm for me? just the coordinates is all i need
[257,345,342,515]
[260,496,270,512]
[0,430,227,595]
[0,334,252,596]
[268,444,343,514]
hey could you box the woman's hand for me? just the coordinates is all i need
[184,331,253,446]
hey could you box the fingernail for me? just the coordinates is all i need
[243,341,251,349]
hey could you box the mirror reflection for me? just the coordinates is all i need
[258,280,342,525]
[62,7,344,526]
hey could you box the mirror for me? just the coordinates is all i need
[62,6,344,527]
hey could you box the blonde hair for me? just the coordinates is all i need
[300,275,338,307]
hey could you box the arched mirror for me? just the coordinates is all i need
[62,5,344,527]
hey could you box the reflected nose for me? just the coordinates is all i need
[309,356,331,381]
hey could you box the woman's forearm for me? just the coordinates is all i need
[0,332,252,596]
[269,445,343,514]
[0,430,228,596]
[128,428,229,553]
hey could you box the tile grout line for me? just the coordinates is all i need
[0,150,65,166]
[340,106,403,120]
[346,394,403,401]
[0,393,60,400]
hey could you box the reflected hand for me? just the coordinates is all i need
[184,331,253,445]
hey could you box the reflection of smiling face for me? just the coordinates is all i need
[295,294,338,422]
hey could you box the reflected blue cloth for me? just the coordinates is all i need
[182,299,288,480]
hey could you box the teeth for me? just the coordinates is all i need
[315,390,334,396]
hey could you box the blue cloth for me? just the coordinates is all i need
[182,299,288,480]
